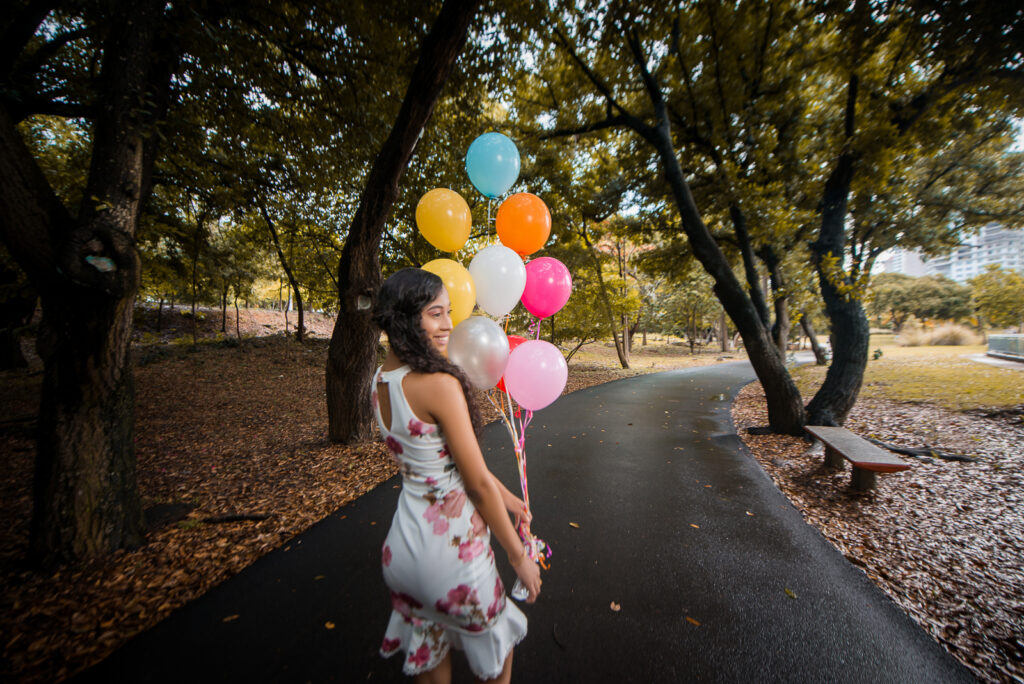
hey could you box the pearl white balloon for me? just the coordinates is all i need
[468,244,527,318]
[447,316,510,389]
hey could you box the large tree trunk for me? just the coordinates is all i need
[615,33,804,433]
[806,75,869,426]
[33,286,143,565]
[0,0,171,566]
[326,0,480,443]
[648,127,804,433]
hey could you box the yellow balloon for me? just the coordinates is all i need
[415,188,472,253]
[422,259,475,326]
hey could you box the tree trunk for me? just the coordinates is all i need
[645,125,804,433]
[0,265,34,369]
[0,0,171,566]
[220,288,227,333]
[156,296,164,332]
[33,287,144,566]
[806,75,869,427]
[579,224,629,369]
[771,276,790,352]
[326,0,480,443]
[261,206,305,342]
[613,31,804,432]
[718,311,729,352]
[730,204,770,328]
[799,312,829,365]
[233,291,241,342]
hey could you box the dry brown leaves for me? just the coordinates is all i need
[732,383,1024,684]
[1,336,399,683]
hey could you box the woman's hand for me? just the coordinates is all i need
[502,490,531,529]
[510,549,542,604]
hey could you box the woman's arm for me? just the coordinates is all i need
[428,374,541,602]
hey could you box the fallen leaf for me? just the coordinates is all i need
[223,614,239,622]
[325,621,335,630]
[746,511,754,516]
[569,522,580,528]
[785,588,797,599]
[690,524,700,529]
[685,616,701,626]
[610,601,621,612]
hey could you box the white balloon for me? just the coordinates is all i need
[447,316,510,389]
[468,244,526,318]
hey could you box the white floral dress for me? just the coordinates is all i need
[373,365,527,679]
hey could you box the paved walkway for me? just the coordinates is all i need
[966,353,1024,370]
[75,362,971,683]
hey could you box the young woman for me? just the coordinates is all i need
[372,268,541,684]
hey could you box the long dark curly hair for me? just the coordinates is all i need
[373,268,482,434]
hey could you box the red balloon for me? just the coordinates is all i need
[496,335,527,393]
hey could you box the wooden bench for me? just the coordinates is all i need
[804,425,910,491]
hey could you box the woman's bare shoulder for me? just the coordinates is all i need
[405,370,462,394]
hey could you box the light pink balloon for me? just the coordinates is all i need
[503,340,568,411]
[521,257,572,319]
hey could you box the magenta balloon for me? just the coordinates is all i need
[521,257,572,319]
[503,340,568,411]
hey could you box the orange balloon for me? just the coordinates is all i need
[495,193,551,256]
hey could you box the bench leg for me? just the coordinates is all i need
[824,444,845,469]
[852,467,877,491]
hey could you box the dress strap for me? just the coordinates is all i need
[378,364,411,382]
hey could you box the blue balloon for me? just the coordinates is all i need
[465,133,520,198]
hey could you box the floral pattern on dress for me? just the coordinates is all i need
[391,591,423,622]
[487,576,506,620]
[381,636,401,654]
[422,489,466,535]
[408,418,436,437]
[408,643,431,668]
[382,543,392,567]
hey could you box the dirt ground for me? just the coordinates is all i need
[1,308,1020,682]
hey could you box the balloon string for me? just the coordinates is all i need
[487,198,493,240]
[527,316,541,340]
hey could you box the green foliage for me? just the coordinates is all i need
[868,272,972,330]
[970,264,1024,330]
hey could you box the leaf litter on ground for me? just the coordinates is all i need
[733,381,1024,684]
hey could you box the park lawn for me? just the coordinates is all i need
[792,344,1024,411]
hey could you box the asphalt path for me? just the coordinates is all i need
[76,361,972,683]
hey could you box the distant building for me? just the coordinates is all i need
[878,225,1024,283]
[875,248,927,277]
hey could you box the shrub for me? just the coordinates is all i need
[925,324,982,346]
[897,323,982,346]
[896,328,927,346]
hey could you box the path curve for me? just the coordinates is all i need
[77,362,970,683]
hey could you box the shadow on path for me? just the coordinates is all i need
[77,362,970,683]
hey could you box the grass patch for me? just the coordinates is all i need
[792,345,1023,411]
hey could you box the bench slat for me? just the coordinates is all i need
[804,425,910,473]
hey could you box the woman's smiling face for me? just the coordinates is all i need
[420,287,452,354]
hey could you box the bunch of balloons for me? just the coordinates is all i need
[414,132,573,412]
